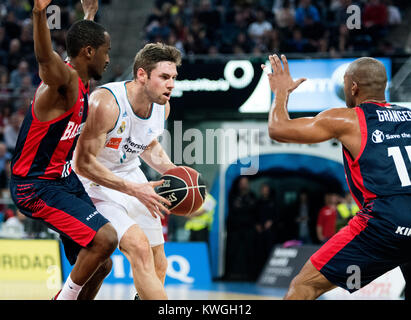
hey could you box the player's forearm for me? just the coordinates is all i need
[32,8,54,64]
[141,144,176,175]
[75,154,131,195]
[268,90,292,141]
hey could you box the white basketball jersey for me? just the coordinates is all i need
[96,80,165,173]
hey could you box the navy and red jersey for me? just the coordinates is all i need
[343,101,411,209]
[11,73,89,180]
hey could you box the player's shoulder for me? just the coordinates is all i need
[317,107,357,121]
[89,87,120,117]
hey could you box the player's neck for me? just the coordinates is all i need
[67,58,90,86]
[125,80,153,118]
[356,95,386,106]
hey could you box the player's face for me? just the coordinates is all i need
[343,73,356,108]
[89,32,111,81]
[145,61,177,105]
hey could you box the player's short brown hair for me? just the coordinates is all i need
[133,43,182,79]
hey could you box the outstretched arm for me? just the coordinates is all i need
[263,54,355,144]
[81,0,99,21]
[75,89,171,218]
[33,0,73,87]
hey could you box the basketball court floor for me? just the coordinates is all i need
[95,282,287,300]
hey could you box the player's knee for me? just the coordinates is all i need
[125,239,152,269]
[94,224,118,257]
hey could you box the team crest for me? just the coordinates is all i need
[117,121,126,134]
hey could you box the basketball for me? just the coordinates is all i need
[156,166,206,216]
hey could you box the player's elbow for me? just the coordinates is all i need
[268,125,287,142]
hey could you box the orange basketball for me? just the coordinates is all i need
[156,166,206,216]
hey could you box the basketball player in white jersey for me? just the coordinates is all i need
[74,43,182,299]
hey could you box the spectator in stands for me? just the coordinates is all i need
[7,38,23,72]
[0,143,11,195]
[363,0,388,28]
[9,60,31,91]
[3,112,23,154]
[316,193,338,243]
[285,27,312,52]
[295,190,312,244]
[0,27,9,66]
[384,0,401,25]
[3,11,21,41]
[0,68,12,109]
[184,189,216,244]
[274,0,295,29]
[363,0,388,41]
[225,176,257,281]
[197,0,222,41]
[295,0,320,27]
[233,31,254,53]
[254,183,277,278]
[336,192,359,231]
[272,0,296,12]
[248,7,273,41]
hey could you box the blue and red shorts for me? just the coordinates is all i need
[311,195,411,292]
[10,172,109,265]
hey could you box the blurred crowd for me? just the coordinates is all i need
[144,0,406,57]
[224,176,359,281]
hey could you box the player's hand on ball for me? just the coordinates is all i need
[130,180,171,219]
[33,0,52,11]
[262,54,306,94]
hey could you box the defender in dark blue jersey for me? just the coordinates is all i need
[263,54,411,299]
[9,0,116,300]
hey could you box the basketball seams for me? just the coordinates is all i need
[160,173,189,214]
[157,185,206,195]
[196,174,205,202]
[181,166,195,215]
[159,166,206,216]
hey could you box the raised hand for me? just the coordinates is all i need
[81,0,99,21]
[33,0,52,12]
[262,54,306,94]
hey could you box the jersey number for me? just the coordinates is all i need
[388,146,411,187]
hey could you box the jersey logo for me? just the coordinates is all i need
[106,137,122,149]
[395,226,411,236]
[371,130,384,143]
[117,121,126,134]
[61,122,84,141]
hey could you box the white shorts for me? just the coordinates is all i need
[81,167,164,247]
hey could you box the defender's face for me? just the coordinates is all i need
[145,61,177,105]
[89,32,111,81]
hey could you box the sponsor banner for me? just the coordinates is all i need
[168,57,391,113]
[258,245,319,288]
[0,239,62,282]
[61,242,212,286]
[258,244,405,299]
